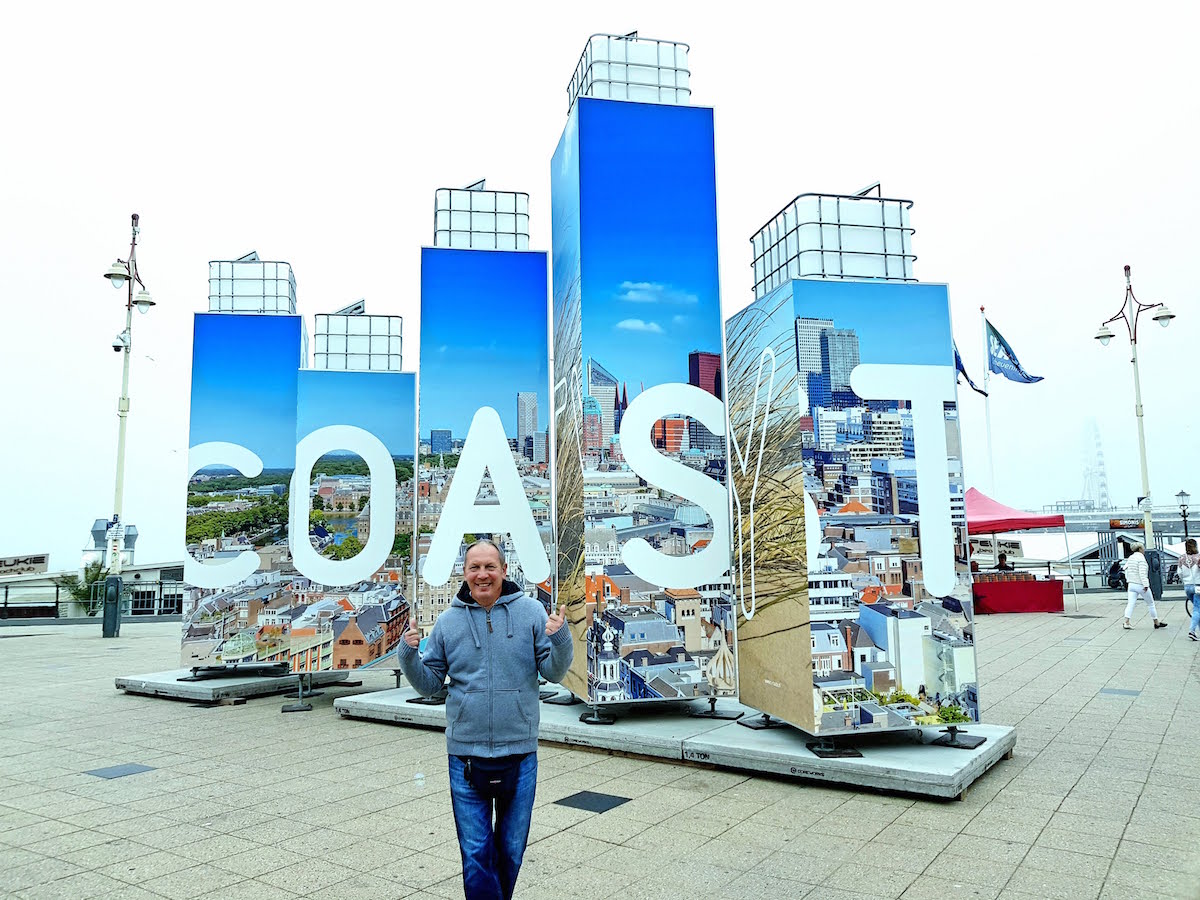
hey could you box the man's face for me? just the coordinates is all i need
[464,544,506,606]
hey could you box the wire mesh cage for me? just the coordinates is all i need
[567,33,690,115]
[750,193,917,300]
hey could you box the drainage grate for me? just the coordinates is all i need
[1098,688,1141,698]
[85,764,156,779]
[554,791,631,813]
[1062,615,1101,619]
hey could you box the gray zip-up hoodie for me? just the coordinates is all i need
[399,580,573,757]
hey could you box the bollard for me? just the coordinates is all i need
[102,576,122,638]
[1145,550,1164,605]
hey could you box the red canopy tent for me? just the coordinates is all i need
[964,488,1075,612]
[965,487,1065,534]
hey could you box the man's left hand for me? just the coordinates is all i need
[546,604,567,636]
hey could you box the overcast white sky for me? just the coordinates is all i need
[1,2,1196,572]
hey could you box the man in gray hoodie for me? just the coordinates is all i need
[400,538,572,900]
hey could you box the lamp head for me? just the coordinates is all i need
[1151,304,1175,327]
[104,260,128,289]
[134,290,155,314]
[1178,490,1191,509]
[1094,324,1115,346]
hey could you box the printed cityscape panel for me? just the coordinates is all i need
[725,289,816,732]
[552,97,735,705]
[288,369,416,671]
[181,314,302,668]
[415,248,552,635]
[761,278,977,734]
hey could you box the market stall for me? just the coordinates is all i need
[966,488,1073,613]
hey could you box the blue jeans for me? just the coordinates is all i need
[1187,585,1199,633]
[448,753,537,900]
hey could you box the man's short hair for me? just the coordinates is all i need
[464,538,506,565]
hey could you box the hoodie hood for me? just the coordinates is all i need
[453,579,524,645]
[453,579,524,607]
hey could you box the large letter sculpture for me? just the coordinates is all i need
[551,95,735,705]
[181,311,417,672]
[726,278,979,733]
[414,244,551,636]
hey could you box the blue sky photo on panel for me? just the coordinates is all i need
[791,280,954,367]
[419,248,549,440]
[297,370,415,457]
[577,99,722,391]
[188,314,301,469]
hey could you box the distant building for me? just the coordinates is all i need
[431,430,453,455]
[583,396,603,453]
[523,431,549,465]
[821,328,860,392]
[588,358,619,448]
[794,317,835,381]
[517,392,538,458]
[688,350,721,399]
[651,417,689,453]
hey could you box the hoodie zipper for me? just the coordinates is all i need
[485,606,493,754]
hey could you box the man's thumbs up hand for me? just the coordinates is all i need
[404,615,420,648]
[546,604,567,636]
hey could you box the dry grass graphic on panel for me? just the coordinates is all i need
[552,271,589,699]
[726,290,814,730]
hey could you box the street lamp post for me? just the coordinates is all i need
[101,214,154,632]
[1179,490,1191,540]
[1093,265,1175,549]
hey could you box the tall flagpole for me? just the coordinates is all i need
[981,306,996,494]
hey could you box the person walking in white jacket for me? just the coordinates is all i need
[1122,543,1167,630]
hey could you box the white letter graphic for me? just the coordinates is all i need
[424,407,550,586]
[185,442,264,588]
[850,364,958,599]
[619,383,731,588]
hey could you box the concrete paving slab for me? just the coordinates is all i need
[334,687,1014,800]
[115,669,350,703]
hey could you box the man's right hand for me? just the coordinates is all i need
[403,616,420,648]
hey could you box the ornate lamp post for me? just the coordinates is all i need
[1179,490,1191,540]
[100,214,154,632]
[1093,265,1175,548]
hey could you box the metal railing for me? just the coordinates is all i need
[0,580,184,620]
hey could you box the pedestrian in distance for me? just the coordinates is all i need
[1122,542,1167,630]
[400,538,573,900]
[1178,537,1200,641]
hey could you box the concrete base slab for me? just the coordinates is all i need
[684,720,1015,799]
[116,669,350,703]
[334,688,1015,800]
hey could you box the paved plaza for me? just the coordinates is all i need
[1,592,1197,900]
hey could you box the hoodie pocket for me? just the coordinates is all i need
[493,689,533,742]
[449,690,488,744]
